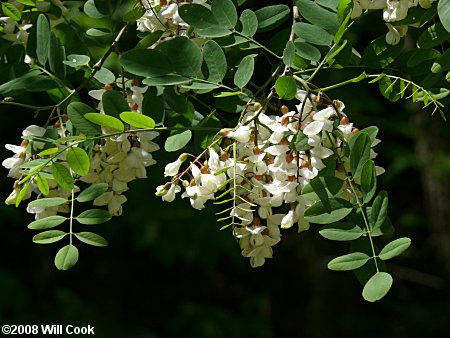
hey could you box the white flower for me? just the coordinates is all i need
[228,125,251,143]
[281,210,296,229]
[163,184,181,202]
[164,158,183,177]
[383,0,410,22]
[385,23,408,45]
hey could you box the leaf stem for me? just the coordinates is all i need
[325,132,379,272]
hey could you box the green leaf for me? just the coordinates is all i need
[142,91,165,123]
[275,76,297,100]
[379,237,411,261]
[28,216,67,230]
[84,113,124,131]
[301,176,345,203]
[54,244,79,271]
[255,5,290,32]
[438,0,450,33]
[181,82,219,90]
[2,2,21,20]
[67,102,101,136]
[239,9,258,37]
[234,54,255,88]
[164,86,189,114]
[297,0,339,32]
[291,130,312,151]
[160,36,203,77]
[283,41,296,67]
[319,222,364,241]
[327,252,370,271]
[294,22,333,46]
[75,232,108,247]
[362,36,404,68]
[28,197,67,208]
[407,48,441,67]
[51,162,74,190]
[378,76,400,102]
[178,4,219,28]
[304,198,353,224]
[77,209,112,225]
[212,0,237,28]
[431,48,450,73]
[0,72,57,96]
[86,28,110,37]
[66,147,90,177]
[48,32,65,80]
[32,230,67,244]
[121,49,171,77]
[143,75,191,86]
[63,54,90,67]
[123,5,145,22]
[14,181,30,207]
[361,159,377,203]
[295,42,321,61]
[349,132,371,179]
[203,40,227,83]
[20,159,49,169]
[351,126,378,146]
[84,0,104,18]
[337,0,352,24]
[198,26,232,38]
[120,112,155,129]
[36,174,50,195]
[164,130,192,152]
[362,272,393,302]
[76,183,109,203]
[94,67,115,85]
[370,191,388,231]
[102,90,130,119]
[417,22,450,49]
[326,40,348,64]
[334,10,351,44]
[16,0,36,6]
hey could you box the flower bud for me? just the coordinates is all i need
[179,153,189,162]
[340,116,350,125]
[280,105,289,115]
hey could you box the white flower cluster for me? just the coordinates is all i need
[2,124,77,219]
[352,0,437,44]
[85,85,159,216]
[156,91,384,268]
[137,0,208,39]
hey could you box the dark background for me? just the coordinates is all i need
[1,1,449,337]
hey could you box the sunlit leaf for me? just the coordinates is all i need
[362,272,393,302]
[84,113,124,131]
[33,230,67,244]
[66,147,90,177]
[28,216,67,230]
[76,209,112,225]
[54,244,79,270]
[379,237,411,260]
[328,252,370,271]
[75,232,108,247]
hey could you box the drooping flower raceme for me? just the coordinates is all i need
[156,91,385,268]
[137,0,209,41]
[351,0,437,44]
